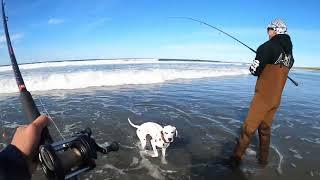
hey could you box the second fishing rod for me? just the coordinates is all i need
[170,17,298,86]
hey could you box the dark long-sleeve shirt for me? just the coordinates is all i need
[249,34,294,76]
[0,144,31,180]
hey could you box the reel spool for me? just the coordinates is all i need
[39,128,119,180]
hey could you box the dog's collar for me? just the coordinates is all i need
[161,131,169,143]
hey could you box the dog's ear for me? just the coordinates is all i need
[175,129,178,137]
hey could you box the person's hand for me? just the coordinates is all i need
[10,115,50,172]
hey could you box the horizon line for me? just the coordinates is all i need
[0,57,318,69]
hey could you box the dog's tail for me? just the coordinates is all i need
[128,118,140,128]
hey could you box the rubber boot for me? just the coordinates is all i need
[230,124,254,168]
[258,123,271,165]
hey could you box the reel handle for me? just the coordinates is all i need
[98,141,119,154]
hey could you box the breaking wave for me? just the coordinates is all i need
[0,59,249,93]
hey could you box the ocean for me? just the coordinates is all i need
[0,59,319,180]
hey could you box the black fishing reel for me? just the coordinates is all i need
[38,128,119,180]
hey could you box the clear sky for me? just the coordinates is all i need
[0,0,319,67]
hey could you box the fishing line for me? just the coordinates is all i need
[38,97,66,140]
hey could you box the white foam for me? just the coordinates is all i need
[0,67,248,94]
[0,59,158,72]
[198,114,237,137]
[287,120,294,128]
[217,116,241,125]
[138,151,165,180]
[47,110,65,115]
[94,169,103,174]
[294,154,303,159]
[129,157,140,167]
[289,148,304,159]
[246,148,257,156]
[2,122,21,129]
[0,59,241,72]
[160,169,178,174]
[300,137,320,144]
[103,164,125,175]
[63,121,82,134]
[288,148,298,154]
[272,124,281,131]
[117,142,136,150]
[310,171,314,177]
[271,145,283,175]
[0,59,249,94]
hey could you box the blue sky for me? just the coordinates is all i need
[0,0,319,67]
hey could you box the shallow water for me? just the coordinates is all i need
[0,61,319,180]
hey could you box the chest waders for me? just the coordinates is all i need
[232,63,289,165]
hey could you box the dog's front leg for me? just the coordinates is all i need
[151,139,159,157]
[140,138,147,150]
[161,148,168,164]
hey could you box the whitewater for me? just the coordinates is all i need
[0,59,248,94]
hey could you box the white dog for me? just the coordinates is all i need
[128,118,177,163]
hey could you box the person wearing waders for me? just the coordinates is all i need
[230,19,294,167]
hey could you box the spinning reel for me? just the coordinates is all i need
[39,128,119,180]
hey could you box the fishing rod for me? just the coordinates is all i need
[170,17,299,86]
[1,1,118,179]
[1,0,53,144]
